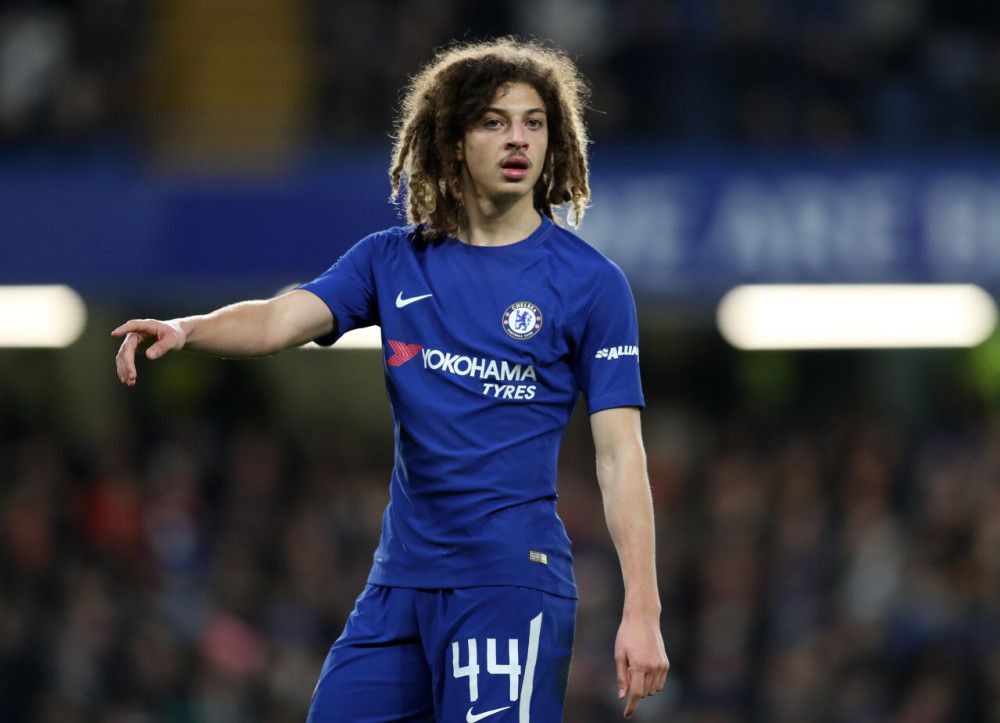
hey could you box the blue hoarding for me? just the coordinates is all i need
[3,148,1000,301]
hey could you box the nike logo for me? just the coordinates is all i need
[466,706,510,723]
[396,291,433,308]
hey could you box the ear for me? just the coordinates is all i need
[456,139,463,161]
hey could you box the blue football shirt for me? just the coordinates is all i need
[299,214,644,599]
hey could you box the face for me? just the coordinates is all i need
[458,82,549,207]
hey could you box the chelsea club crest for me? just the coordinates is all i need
[502,301,543,340]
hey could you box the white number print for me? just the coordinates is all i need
[452,638,481,702]
[451,612,543,721]
[487,638,521,701]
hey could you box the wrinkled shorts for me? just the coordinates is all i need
[307,584,577,722]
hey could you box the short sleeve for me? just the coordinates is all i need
[297,233,380,345]
[573,262,645,414]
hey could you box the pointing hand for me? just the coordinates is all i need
[112,318,186,386]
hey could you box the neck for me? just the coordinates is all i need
[457,182,542,247]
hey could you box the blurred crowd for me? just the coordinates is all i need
[0,0,144,145]
[1,358,998,722]
[4,1,1000,721]
[4,0,1000,147]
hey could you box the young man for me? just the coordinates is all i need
[113,38,668,721]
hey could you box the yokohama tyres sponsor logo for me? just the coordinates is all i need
[420,346,538,400]
[386,342,539,400]
[420,348,537,382]
[594,345,639,360]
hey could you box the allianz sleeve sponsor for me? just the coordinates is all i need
[594,345,639,360]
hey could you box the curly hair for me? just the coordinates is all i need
[389,37,591,240]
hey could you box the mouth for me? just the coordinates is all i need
[500,155,530,180]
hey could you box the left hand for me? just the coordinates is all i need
[614,611,669,719]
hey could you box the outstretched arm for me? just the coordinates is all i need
[112,289,334,386]
[591,406,669,719]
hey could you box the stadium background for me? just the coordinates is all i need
[3,1,1000,721]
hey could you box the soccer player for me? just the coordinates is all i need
[113,37,668,721]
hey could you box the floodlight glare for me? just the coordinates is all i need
[718,284,998,350]
[0,285,88,348]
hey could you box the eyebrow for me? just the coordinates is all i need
[484,106,547,116]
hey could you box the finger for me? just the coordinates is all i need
[625,665,646,718]
[623,686,640,719]
[642,669,656,697]
[656,664,668,693]
[616,655,627,700]
[115,336,131,383]
[117,332,144,384]
[116,335,136,384]
[111,319,144,337]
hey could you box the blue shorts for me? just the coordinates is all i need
[307,584,577,722]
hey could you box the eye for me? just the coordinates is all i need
[484,118,504,129]
[526,118,544,130]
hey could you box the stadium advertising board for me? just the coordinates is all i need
[4,151,1000,299]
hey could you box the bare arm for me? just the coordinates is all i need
[112,289,334,386]
[591,406,669,719]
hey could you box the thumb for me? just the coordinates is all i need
[146,339,175,360]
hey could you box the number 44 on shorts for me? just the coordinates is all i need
[451,612,543,704]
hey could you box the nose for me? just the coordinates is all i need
[506,124,528,150]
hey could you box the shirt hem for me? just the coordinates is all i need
[367,572,578,600]
[587,392,646,415]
